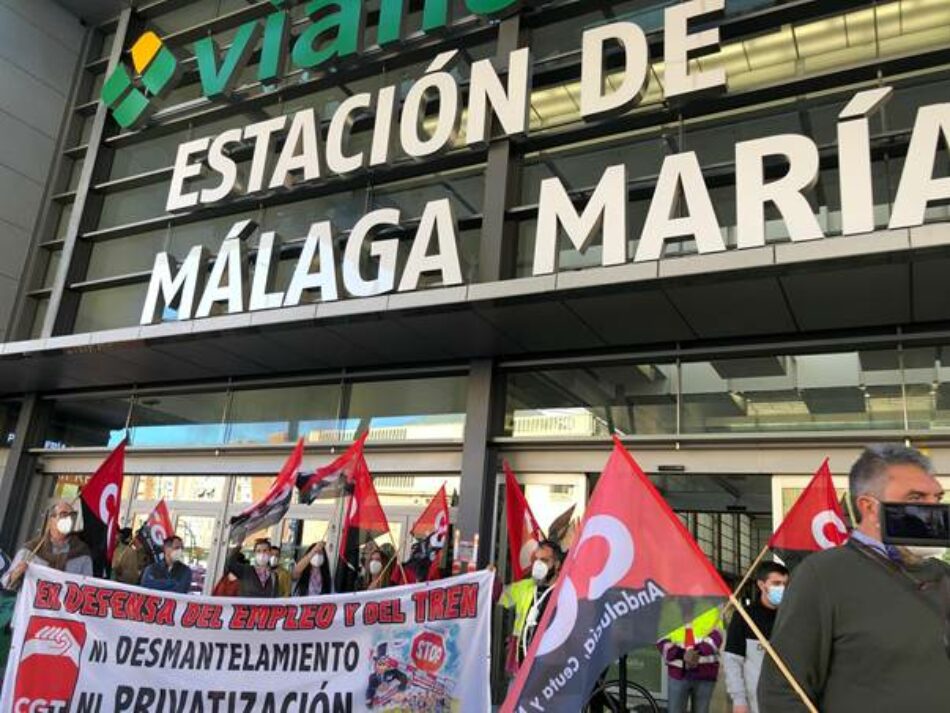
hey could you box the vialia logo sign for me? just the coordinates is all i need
[101,0,521,129]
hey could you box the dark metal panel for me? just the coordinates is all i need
[781,262,912,332]
[476,300,607,352]
[564,289,695,346]
[665,277,797,339]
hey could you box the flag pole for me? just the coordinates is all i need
[729,594,818,713]
[386,528,407,583]
[723,544,769,614]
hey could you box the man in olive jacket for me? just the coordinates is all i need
[759,444,950,712]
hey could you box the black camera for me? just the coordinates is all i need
[881,503,950,547]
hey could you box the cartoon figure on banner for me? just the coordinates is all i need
[367,624,464,712]
[366,642,409,709]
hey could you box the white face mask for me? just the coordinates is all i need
[531,559,550,583]
[313,553,325,568]
[269,555,279,568]
[255,553,269,567]
[55,516,73,535]
[905,545,948,560]
[368,560,383,576]
[169,548,183,563]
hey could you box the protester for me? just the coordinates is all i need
[228,539,279,597]
[140,535,192,593]
[364,544,396,590]
[269,545,292,597]
[212,550,246,597]
[293,541,332,596]
[2,500,92,589]
[391,536,442,586]
[499,539,562,673]
[657,608,724,713]
[724,562,789,713]
[111,527,150,586]
[759,444,950,711]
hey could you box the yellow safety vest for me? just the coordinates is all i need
[500,578,538,637]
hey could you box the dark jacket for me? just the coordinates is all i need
[759,539,950,712]
[228,552,278,598]
[293,546,332,597]
[141,559,193,594]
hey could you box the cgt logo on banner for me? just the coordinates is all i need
[12,617,87,713]
[2,565,492,713]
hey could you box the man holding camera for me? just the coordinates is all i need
[759,444,950,711]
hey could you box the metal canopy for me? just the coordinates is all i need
[2,223,950,396]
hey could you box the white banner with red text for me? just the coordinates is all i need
[1,565,492,713]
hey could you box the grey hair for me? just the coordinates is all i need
[849,444,934,520]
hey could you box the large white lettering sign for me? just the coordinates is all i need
[139,2,948,326]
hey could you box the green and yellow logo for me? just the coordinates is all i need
[102,31,181,129]
[100,0,522,130]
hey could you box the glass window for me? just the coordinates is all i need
[54,203,73,240]
[40,250,61,289]
[110,127,192,179]
[233,476,282,504]
[85,229,169,281]
[347,375,467,441]
[174,514,217,594]
[96,183,169,230]
[73,283,149,332]
[504,364,677,437]
[226,383,342,445]
[51,473,135,504]
[136,475,226,502]
[681,350,904,433]
[45,397,131,448]
[169,210,259,260]
[129,391,228,447]
[278,518,331,564]
[29,297,48,339]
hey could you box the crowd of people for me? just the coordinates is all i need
[2,443,949,711]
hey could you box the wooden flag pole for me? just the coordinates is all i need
[723,544,769,614]
[729,594,818,713]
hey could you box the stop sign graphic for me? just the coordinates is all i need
[411,630,446,674]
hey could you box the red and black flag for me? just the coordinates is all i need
[229,438,303,543]
[502,438,730,712]
[410,483,450,548]
[136,499,174,564]
[334,456,392,592]
[504,461,543,581]
[768,458,848,568]
[296,433,367,504]
[79,440,126,577]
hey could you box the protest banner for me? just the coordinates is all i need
[2,565,492,713]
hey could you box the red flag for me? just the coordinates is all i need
[344,457,391,538]
[296,433,367,504]
[504,461,543,581]
[229,438,303,542]
[336,456,392,591]
[502,439,730,712]
[411,484,450,547]
[137,499,174,563]
[768,458,848,557]
[79,441,126,575]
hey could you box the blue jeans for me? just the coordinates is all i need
[666,677,715,713]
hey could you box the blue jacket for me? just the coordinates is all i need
[140,560,192,594]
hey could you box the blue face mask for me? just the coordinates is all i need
[766,585,785,607]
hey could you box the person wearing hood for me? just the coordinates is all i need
[391,535,443,586]
[3,500,92,590]
[723,562,789,713]
[141,535,192,594]
[499,539,562,673]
